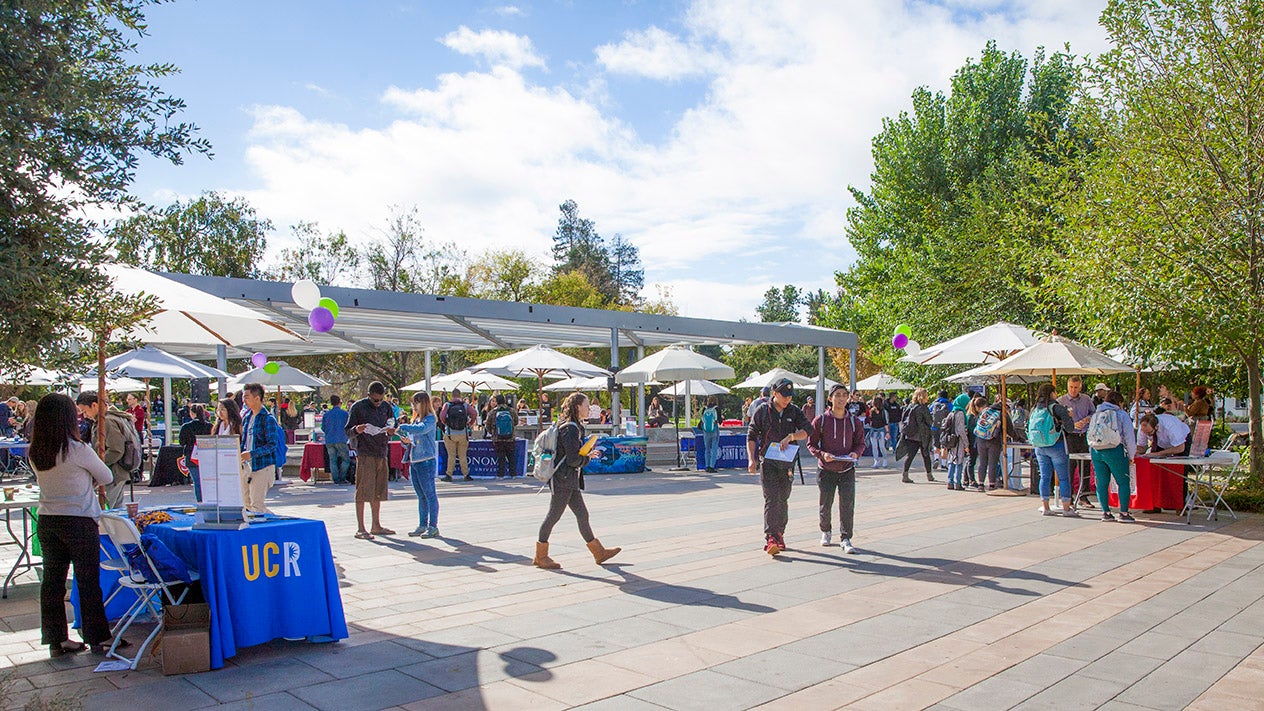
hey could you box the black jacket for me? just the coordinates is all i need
[901,403,933,443]
[552,420,586,490]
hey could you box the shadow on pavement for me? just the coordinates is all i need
[556,563,775,613]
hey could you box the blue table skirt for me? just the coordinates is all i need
[437,438,527,477]
[145,515,348,668]
[690,432,751,470]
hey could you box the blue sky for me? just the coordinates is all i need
[126,0,1109,321]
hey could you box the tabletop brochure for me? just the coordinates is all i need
[194,435,248,529]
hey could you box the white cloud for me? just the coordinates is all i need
[440,26,545,70]
[596,26,717,80]
[235,1,1111,320]
[493,5,524,17]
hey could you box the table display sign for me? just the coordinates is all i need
[584,436,647,474]
[1191,420,1212,456]
[195,435,245,528]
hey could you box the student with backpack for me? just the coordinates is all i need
[485,394,518,478]
[1089,390,1138,522]
[1029,384,1079,517]
[439,389,478,482]
[866,394,889,468]
[973,398,1013,490]
[896,388,935,484]
[807,384,866,552]
[74,391,141,509]
[929,390,953,470]
[699,396,721,472]
[943,394,970,490]
[963,397,985,489]
[532,392,620,569]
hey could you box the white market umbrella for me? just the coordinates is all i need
[617,346,734,467]
[946,363,1045,386]
[1,366,68,386]
[901,322,1040,366]
[77,376,153,393]
[731,367,816,390]
[471,345,608,419]
[853,372,916,391]
[230,362,330,389]
[658,380,730,397]
[403,370,520,393]
[973,336,1134,379]
[543,375,609,392]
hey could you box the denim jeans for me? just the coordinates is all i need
[887,422,899,450]
[1035,440,1071,501]
[865,427,887,465]
[189,462,202,503]
[702,431,719,468]
[947,462,961,487]
[410,458,439,529]
[326,442,351,483]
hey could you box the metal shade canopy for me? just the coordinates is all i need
[901,322,1041,366]
[852,372,916,391]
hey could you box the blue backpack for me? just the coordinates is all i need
[700,407,719,433]
[494,408,515,438]
[269,412,288,464]
[1027,406,1061,448]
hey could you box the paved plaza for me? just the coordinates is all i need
[2,464,1263,710]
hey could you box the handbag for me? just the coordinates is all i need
[122,533,193,584]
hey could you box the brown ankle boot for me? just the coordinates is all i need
[533,541,560,569]
[586,539,621,564]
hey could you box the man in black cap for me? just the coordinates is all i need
[746,378,812,556]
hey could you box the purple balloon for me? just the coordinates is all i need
[892,333,909,350]
[308,307,335,333]
[251,352,267,368]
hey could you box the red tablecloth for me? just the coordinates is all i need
[1110,456,1186,510]
[299,440,405,482]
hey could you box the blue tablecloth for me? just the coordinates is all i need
[584,436,647,474]
[437,438,527,477]
[692,432,750,470]
[146,514,347,668]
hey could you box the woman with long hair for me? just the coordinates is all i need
[866,394,889,468]
[18,399,37,440]
[944,393,970,490]
[964,396,987,490]
[30,393,116,657]
[398,392,440,537]
[215,398,243,436]
[532,392,621,569]
[896,388,935,483]
[180,403,214,501]
[1031,383,1079,517]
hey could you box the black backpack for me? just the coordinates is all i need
[446,401,469,431]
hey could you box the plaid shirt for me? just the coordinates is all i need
[241,408,278,472]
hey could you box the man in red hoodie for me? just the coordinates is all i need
[808,384,867,553]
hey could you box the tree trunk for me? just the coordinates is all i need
[1247,355,1263,485]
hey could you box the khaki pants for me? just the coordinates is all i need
[443,433,470,477]
[240,462,274,513]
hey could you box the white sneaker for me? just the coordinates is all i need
[820,531,832,546]
[842,539,856,554]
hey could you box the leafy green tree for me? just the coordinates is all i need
[0,0,209,369]
[272,222,362,285]
[608,233,644,306]
[530,271,608,309]
[756,285,803,323]
[1055,0,1264,480]
[826,42,1084,373]
[468,249,540,302]
[111,192,271,278]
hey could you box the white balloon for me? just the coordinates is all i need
[291,279,322,310]
[904,340,922,357]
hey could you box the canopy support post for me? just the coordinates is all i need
[636,346,645,436]
[424,350,432,394]
[817,347,826,415]
[849,348,857,390]
[216,345,228,399]
[610,328,620,433]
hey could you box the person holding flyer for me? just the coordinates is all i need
[746,378,811,556]
[808,384,867,553]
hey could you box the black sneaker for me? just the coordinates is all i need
[441,475,453,482]
[1118,512,1135,522]
[1101,511,1116,521]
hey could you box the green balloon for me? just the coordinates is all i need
[263,362,280,375]
[894,324,912,338]
[318,297,339,319]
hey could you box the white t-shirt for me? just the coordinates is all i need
[589,404,602,421]
[1154,413,1191,450]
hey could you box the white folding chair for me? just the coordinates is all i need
[97,513,200,669]
[1181,451,1241,524]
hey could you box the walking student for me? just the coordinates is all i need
[699,396,721,472]
[398,392,440,537]
[346,381,397,539]
[485,394,518,478]
[896,388,935,483]
[532,392,621,569]
[885,392,903,450]
[1029,384,1079,517]
[440,389,478,481]
[1089,390,1138,522]
[943,393,969,490]
[866,393,888,468]
[746,378,811,556]
[321,394,351,485]
[239,383,280,514]
[808,384,866,553]
[31,393,117,657]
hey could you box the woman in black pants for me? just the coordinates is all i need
[897,388,936,483]
[532,392,621,569]
[31,394,118,657]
